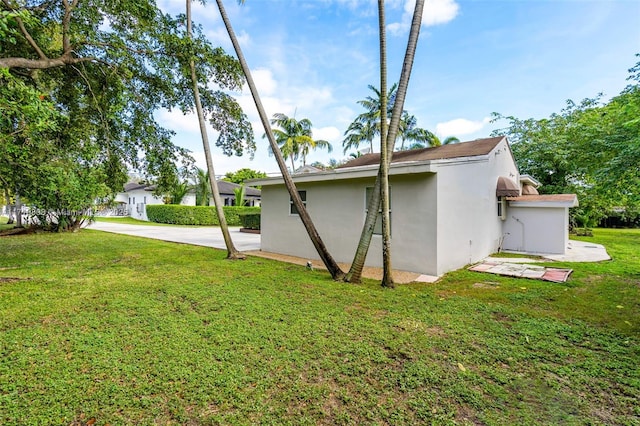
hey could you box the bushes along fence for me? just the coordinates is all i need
[146,205,260,226]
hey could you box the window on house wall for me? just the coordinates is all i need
[497,196,506,220]
[144,196,147,204]
[128,197,131,205]
[290,190,306,215]
[133,197,136,204]
[365,187,391,235]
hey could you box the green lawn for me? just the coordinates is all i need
[0,215,14,231]
[0,228,638,425]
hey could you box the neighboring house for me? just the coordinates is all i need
[249,136,577,277]
[113,182,196,221]
[211,180,261,207]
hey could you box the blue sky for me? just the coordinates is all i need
[156,0,640,176]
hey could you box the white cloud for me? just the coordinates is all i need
[156,109,198,134]
[423,0,459,26]
[435,117,491,137]
[388,0,460,35]
[313,126,341,143]
[248,68,278,96]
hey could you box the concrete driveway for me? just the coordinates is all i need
[87,221,261,252]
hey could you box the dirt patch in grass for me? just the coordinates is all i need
[245,250,421,283]
[0,227,39,237]
[472,282,500,289]
[0,277,30,283]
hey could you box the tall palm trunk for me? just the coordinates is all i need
[187,0,245,260]
[345,0,425,283]
[377,0,393,288]
[215,0,345,280]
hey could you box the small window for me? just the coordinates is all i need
[290,190,306,215]
[144,196,147,204]
[133,197,136,204]
[365,187,391,235]
[497,196,506,220]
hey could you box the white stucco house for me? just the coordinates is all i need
[112,182,196,221]
[249,136,578,277]
[209,180,262,207]
[109,180,261,221]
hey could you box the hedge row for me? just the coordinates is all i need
[146,205,260,226]
[238,211,260,230]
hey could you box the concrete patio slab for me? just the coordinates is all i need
[498,239,611,263]
[469,261,573,283]
[87,221,261,251]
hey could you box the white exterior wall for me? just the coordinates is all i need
[502,206,569,254]
[181,193,196,207]
[126,189,164,221]
[434,139,519,275]
[114,193,128,204]
[260,174,438,275]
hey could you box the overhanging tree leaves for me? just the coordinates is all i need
[1,0,253,231]
[491,54,640,224]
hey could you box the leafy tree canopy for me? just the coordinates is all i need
[491,54,640,223]
[0,0,253,229]
[223,168,267,185]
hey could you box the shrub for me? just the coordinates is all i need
[146,205,260,226]
[239,211,261,230]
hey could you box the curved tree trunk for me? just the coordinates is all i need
[215,0,345,279]
[187,0,245,260]
[345,0,425,283]
[378,0,393,288]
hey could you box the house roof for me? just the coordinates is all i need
[338,136,505,169]
[249,136,509,187]
[507,194,578,207]
[123,181,260,197]
[217,180,261,197]
[124,182,156,192]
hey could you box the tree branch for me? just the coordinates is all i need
[0,55,97,70]
[1,0,48,59]
[61,0,73,53]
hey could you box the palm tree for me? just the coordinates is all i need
[399,112,437,150]
[233,184,246,207]
[269,113,333,171]
[377,0,393,287]
[215,0,345,280]
[187,0,244,260]
[168,180,190,205]
[194,167,211,206]
[344,85,433,155]
[343,120,377,155]
[345,0,425,284]
[430,135,460,146]
[342,84,397,154]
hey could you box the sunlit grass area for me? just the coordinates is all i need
[0,228,638,424]
[0,214,14,231]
